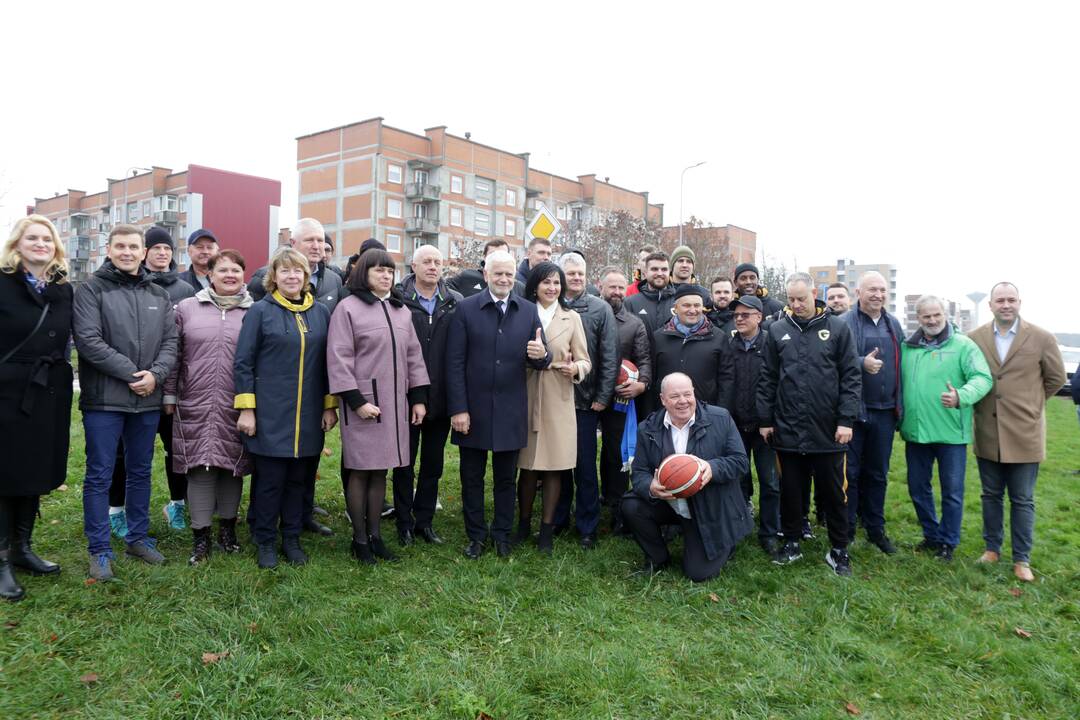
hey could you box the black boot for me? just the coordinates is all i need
[512,517,532,546]
[536,522,555,555]
[189,527,212,566]
[281,536,308,566]
[0,500,25,601]
[369,535,398,562]
[9,496,59,576]
[217,518,241,554]
[351,539,376,566]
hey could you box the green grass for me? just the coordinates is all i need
[2,400,1078,719]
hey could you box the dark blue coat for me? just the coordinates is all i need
[446,291,550,452]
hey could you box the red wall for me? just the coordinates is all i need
[187,165,281,278]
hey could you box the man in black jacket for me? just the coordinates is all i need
[179,228,218,290]
[622,373,751,581]
[707,276,735,334]
[734,262,784,318]
[756,272,861,576]
[598,268,651,531]
[651,285,731,408]
[553,252,618,548]
[73,225,178,580]
[392,245,462,547]
[624,251,676,416]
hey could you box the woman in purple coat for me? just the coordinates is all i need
[328,250,429,565]
[163,250,253,565]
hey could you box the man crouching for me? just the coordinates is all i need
[621,372,752,581]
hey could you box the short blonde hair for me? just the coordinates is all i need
[1,215,68,284]
[263,246,311,295]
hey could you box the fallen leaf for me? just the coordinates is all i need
[247,622,258,634]
[1008,587,1022,598]
[477,713,494,720]
[1014,627,1032,639]
[201,650,230,665]
[57,484,69,492]
[47,633,59,643]
[845,701,861,715]
[79,673,99,684]
[708,593,720,603]
[50,519,60,525]
[3,621,18,629]
[84,578,97,586]
[173,692,181,699]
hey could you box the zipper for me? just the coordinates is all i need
[292,310,308,458]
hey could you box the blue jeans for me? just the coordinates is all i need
[555,409,602,535]
[905,442,966,547]
[83,410,160,555]
[977,458,1039,563]
[846,408,896,540]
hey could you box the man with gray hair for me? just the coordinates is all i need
[757,272,861,576]
[552,251,618,549]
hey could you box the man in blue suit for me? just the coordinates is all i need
[446,251,552,559]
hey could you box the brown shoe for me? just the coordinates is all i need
[976,550,1000,564]
[1013,562,1034,582]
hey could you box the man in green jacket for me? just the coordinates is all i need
[899,295,992,560]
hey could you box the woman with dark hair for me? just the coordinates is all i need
[164,249,254,565]
[515,261,591,553]
[328,249,429,564]
[0,216,72,600]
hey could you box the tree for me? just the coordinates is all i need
[446,233,487,272]
[758,254,789,305]
[661,216,734,286]
[556,209,664,281]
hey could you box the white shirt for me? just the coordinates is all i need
[489,290,508,312]
[993,318,1019,364]
[537,300,558,331]
[663,411,696,519]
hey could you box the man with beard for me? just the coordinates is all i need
[826,283,851,315]
[624,251,676,416]
[624,245,657,298]
[708,276,736,333]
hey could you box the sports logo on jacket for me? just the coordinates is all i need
[818,329,831,341]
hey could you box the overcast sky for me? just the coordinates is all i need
[2,1,1076,333]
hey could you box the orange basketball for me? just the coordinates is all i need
[617,359,639,386]
[657,453,704,498]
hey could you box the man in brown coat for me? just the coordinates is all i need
[969,282,1066,582]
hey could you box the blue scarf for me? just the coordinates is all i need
[674,318,705,337]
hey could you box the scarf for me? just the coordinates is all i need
[203,285,253,311]
[272,290,314,313]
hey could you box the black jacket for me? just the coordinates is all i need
[755,303,861,453]
[565,292,618,410]
[718,329,766,432]
[631,402,752,560]
[611,302,652,393]
[707,306,735,335]
[623,279,676,345]
[745,287,784,318]
[251,262,342,315]
[72,261,178,413]
[448,267,526,298]
[178,267,207,292]
[651,318,732,406]
[146,262,195,307]
[397,274,463,418]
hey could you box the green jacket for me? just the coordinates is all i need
[899,326,993,445]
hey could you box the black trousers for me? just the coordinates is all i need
[621,494,734,582]
[776,451,848,548]
[251,455,317,545]
[599,407,629,508]
[109,412,186,506]
[458,446,518,543]
[739,429,780,540]
[391,415,451,531]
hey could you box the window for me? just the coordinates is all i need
[475,210,490,236]
[505,218,517,238]
[475,178,492,206]
[505,188,517,208]
[571,207,581,224]
[556,204,567,220]
[388,163,403,184]
[113,203,123,224]
[60,218,69,233]
[127,202,139,222]
[386,232,401,252]
[179,195,188,213]
[387,198,403,219]
[142,200,152,216]
[450,206,463,227]
[413,169,428,185]
[450,175,463,194]
[413,203,427,219]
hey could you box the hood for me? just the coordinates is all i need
[94,259,149,286]
[782,299,829,327]
[144,260,180,286]
[756,286,771,299]
[904,322,953,348]
[351,285,405,307]
[636,278,674,301]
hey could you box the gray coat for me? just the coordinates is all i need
[565,292,618,410]
[250,262,342,316]
[147,263,196,307]
[73,261,178,413]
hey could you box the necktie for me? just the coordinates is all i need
[497,300,505,315]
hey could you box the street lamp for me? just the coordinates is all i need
[679,161,706,246]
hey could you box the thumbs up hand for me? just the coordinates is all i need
[527,327,547,360]
[940,381,960,409]
[557,349,576,379]
[863,346,884,374]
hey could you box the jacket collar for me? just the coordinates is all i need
[352,286,404,307]
[479,291,519,310]
[270,290,314,312]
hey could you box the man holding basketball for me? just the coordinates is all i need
[621,373,752,581]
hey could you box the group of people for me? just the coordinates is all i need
[0,214,1071,602]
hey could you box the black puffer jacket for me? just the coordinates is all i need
[73,261,178,413]
[565,292,618,410]
[145,261,195,307]
[397,274,463,418]
[717,329,767,432]
[623,280,676,345]
[651,318,731,406]
[755,303,861,453]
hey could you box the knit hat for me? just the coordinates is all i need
[360,238,385,254]
[670,245,696,267]
[734,262,760,280]
[145,226,174,251]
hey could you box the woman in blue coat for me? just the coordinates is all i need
[234,248,338,569]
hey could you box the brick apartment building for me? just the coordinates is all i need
[658,224,757,268]
[33,165,281,284]
[295,117,667,272]
[807,258,898,315]
[903,294,974,335]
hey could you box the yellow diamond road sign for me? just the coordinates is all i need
[525,202,560,241]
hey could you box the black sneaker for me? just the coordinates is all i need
[281,537,308,566]
[935,545,955,562]
[760,536,780,557]
[826,548,852,577]
[800,518,815,541]
[915,539,942,554]
[256,543,278,569]
[772,541,803,565]
[868,533,897,555]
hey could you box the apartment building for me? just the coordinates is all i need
[33,165,280,283]
[903,294,974,335]
[808,259,898,315]
[296,117,665,271]
[658,224,757,267]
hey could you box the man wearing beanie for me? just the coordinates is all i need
[735,262,784,317]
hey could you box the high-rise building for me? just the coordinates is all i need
[807,259,898,315]
[295,117,665,271]
[32,165,281,284]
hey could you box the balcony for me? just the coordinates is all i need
[405,216,439,235]
[155,210,179,225]
[405,182,441,201]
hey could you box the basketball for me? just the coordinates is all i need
[657,453,704,498]
[617,359,639,386]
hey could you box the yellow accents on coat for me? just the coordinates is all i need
[234,393,256,409]
[323,395,339,410]
[272,290,314,313]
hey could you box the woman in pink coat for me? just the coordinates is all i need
[163,250,253,565]
[327,249,429,565]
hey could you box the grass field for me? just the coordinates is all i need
[1,399,1077,719]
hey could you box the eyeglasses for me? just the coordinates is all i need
[732,312,760,320]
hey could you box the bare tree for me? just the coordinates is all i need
[660,216,734,286]
[759,254,789,305]
[447,233,487,273]
[557,209,664,282]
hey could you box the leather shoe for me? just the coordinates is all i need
[1013,562,1034,582]
[637,558,669,575]
[397,529,415,547]
[495,541,512,558]
[868,533,897,555]
[976,550,1000,564]
[303,518,334,536]
[463,540,485,559]
[417,527,444,544]
[579,533,598,550]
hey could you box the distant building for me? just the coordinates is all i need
[903,294,975,335]
[33,165,281,284]
[807,259,898,315]
[658,224,757,271]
